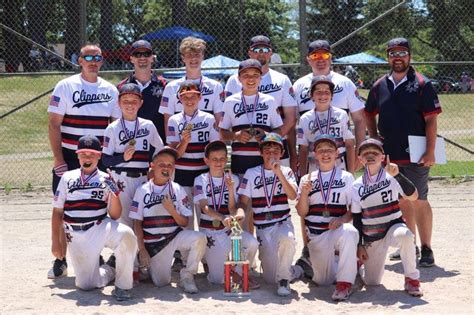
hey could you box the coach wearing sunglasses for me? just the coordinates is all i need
[47,43,121,280]
[118,40,167,143]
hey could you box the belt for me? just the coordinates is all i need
[255,217,288,230]
[67,220,101,231]
[112,169,147,178]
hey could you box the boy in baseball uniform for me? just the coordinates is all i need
[296,134,358,301]
[237,133,303,296]
[130,147,206,293]
[51,135,137,301]
[193,140,259,287]
[351,139,422,297]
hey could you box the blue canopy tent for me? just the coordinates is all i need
[334,52,385,64]
[163,55,239,79]
[141,26,215,66]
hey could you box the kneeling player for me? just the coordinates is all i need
[296,134,358,301]
[352,139,422,297]
[194,140,259,286]
[237,133,302,296]
[130,147,206,293]
[51,135,137,301]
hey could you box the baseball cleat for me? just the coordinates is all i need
[47,258,68,279]
[113,286,132,301]
[419,245,435,267]
[277,279,291,296]
[180,278,199,294]
[404,278,423,297]
[331,282,352,302]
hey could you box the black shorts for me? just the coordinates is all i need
[399,164,430,200]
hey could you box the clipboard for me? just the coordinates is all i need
[408,135,447,164]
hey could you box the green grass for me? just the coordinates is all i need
[430,160,474,177]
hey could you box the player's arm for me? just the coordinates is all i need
[365,112,378,139]
[51,207,65,259]
[163,113,171,138]
[280,107,297,137]
[275,168,297,200]
[350,109,367,150]
[298,145,309,177]
[295,178,310,217]
[420,114,437,167]
[107,193,122,220]
[162,195,189,226]
[169,140,189,159]
[236,195,251,231]
[48,113,66,168]
[133,219,151,268]
[345,138,356,174]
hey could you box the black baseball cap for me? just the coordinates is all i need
[131,40,153,53]
[238,58,262,74]
[119,83,142,98]
[308,40,331,55]
[154,146,179,160]
[76,135,102,154]
[249,35,272,49]
[358,138,384,155]
[310,75,335,94]
[204,140,228,158]
[314,134,337,150]
[386,37,410,52]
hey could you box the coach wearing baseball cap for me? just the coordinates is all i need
[365,37,442,268]
[117,39,167,143]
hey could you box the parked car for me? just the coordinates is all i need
[430,77,462,93]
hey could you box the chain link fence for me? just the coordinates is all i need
[1,0,473,187]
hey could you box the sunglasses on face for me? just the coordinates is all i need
[251,47,271,54]
[81,55,103,62]
[388,50,409,58]
[308,52,332,61]
[132,51,152,58]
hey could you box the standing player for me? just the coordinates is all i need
[225,35,297,170]
[352,138,422,297]
[130,147,207,293]
[193,140,259,286]
[102,83,164,228]
[48,44,120,279]
[297,75,355,175]
[219,59,283,177]
[296,134,358,301]
[118,40,167,143]
[159,37,224,134]
[237,133,303,296]
[51,135,137,301]
[167,80,220,226]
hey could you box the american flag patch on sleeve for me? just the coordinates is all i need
[49,95,60,107]
[434,99,441,108]
[162,96,169,107]
[103,136,110,148]
[239,178,248,189]
[297,128,304,139]
[168,126,176,136]
[194,185,203,195]
[54,190,60,201]
[131,200,139,212]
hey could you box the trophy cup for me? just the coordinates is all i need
[224,217,250,296]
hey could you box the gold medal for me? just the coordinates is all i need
[248,127,256,137]
[265,212,273,221]
[212,219,221,228]
[185,123,194,131]
[128,139,136,146]
[323,208,330,218]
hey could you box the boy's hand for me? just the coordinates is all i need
[162,194,175,213]
[384,155,400,176]
[181,129,192,144]
[300,178,312,195]
[225,170,234,191]
[123,145,136,161]
[357,245,369,261]
[138,249,151,269]
[235,130,251,143]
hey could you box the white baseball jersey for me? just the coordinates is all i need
[53,168,109,224]
[292,71,364,115]
[159,76,224,116]
[351,170,405,242]
[297,107,354,154]
[193,173,240,232]
[130,180,192,245]
[48,74,121,150]
[298,168,354,236]
[238,165,296,228]
[103,117,164,172]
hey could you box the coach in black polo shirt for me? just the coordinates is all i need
[118,40,167,143]
[365,37,441,268]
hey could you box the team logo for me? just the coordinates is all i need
[358,179,391,200]
[405,80,419,93]
[259,83,282,94]
[233,102,269,118]
[72,89,113,108]
[151,85,163,97]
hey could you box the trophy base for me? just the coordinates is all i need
[224,260,250,296]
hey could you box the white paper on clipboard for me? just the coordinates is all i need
[408,135,447,164]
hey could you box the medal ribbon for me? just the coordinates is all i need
[120,117,139,141]
[261,166,278,209]
[182,109,199,129]
[80,168,98,186]
[208,173,226,213]
[362,166,384,187]
[150,179,175,200]
[314,107,332,135]
[317,167,337,208]
[241,93,260,128]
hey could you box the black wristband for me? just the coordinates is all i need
[352,212,364,246]
[394,173,416,196]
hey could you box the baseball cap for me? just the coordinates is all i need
[238,59,262,75]
[178,80,201,95]
[310,75,335,94]
[76,135,102,154]
[154,146,179,160]
[259,133,284,151]
[119,83,142,98]
[308,40,331,55]
[131,40,153,53]
[249,35,272,49]
[204,140,228,157]
[386,37,410,52]
[313,134,337,150]
[358,138,384,155]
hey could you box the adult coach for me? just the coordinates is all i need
[225,35,297,170]
[117,40,167,143]
[47,43,121,278]
[365,38,441,267]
